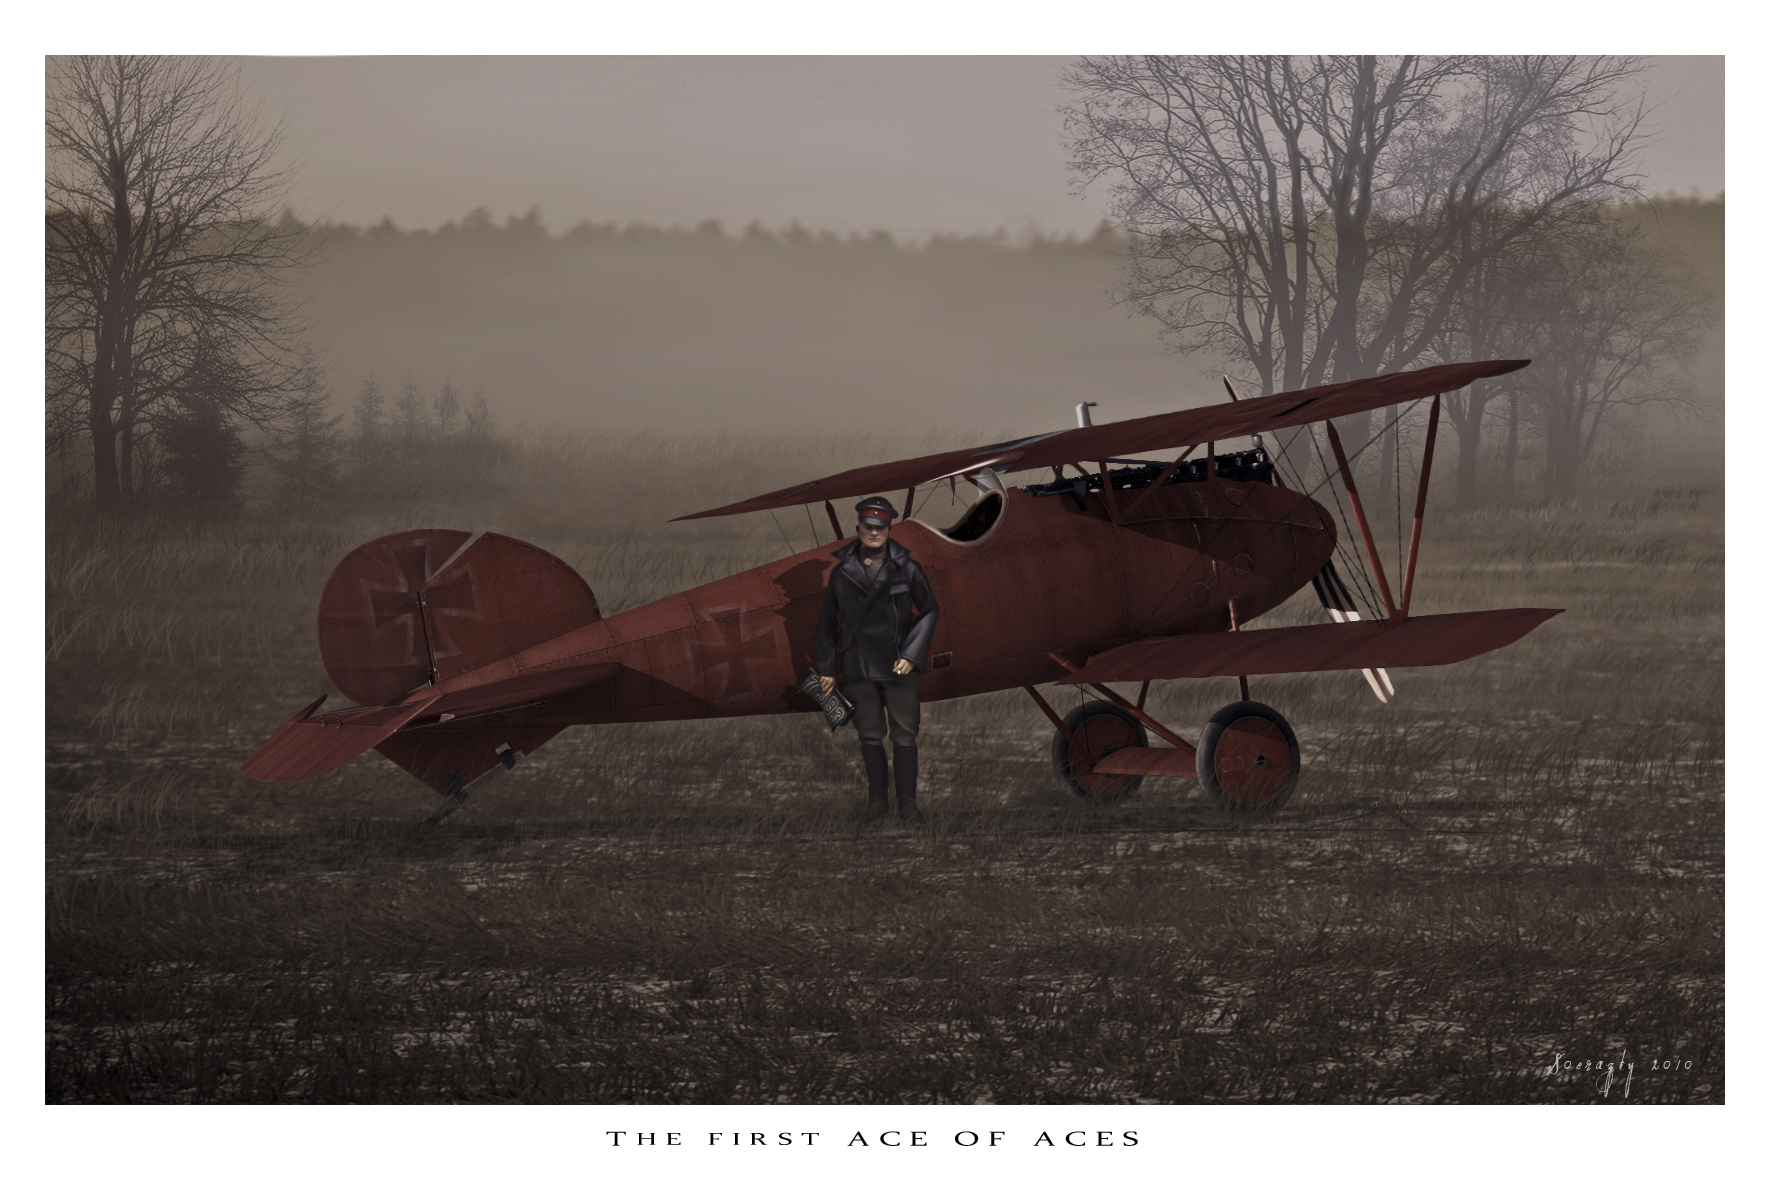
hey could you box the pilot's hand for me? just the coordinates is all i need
[892,658,914,675]
[820,675,835,695]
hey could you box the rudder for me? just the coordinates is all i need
[318,530,601,706]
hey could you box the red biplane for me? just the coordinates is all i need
[243,359,1559,823]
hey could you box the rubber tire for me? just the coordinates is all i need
[1197,700,1301,821]
[1051,700,1149,804]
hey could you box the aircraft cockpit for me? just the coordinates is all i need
[912,467,1011,547]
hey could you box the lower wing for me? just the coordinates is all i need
[1059,608,1562,684]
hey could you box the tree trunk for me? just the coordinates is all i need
[1272,427,1310,489]
[88,370,120,511]
[1544,400,1573,502]
[119,421,136,506]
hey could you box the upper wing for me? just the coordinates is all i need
[1058,608,1562,684]
[674,359,1529,520]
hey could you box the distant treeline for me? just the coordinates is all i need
[298,195,1718,282]
[1614,194,1724,308]
[49,196,1722,513]
[304,207,1134,256]
[297,194,1722,500]
[47,368,514,512]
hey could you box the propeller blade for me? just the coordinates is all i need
[1309,563,1395,703]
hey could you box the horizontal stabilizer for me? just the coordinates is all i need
[1088,745,1198,779]
[242,695,441,783]
[1061,608,1562,685]
[242,660,623,785]
[431,660,623,721]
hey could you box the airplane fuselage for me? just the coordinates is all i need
[418,478,1337,738]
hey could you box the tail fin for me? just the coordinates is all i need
[318,530,601,706]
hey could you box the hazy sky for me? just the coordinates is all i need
[245,56,1725,240]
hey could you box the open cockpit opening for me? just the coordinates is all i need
[911,474,1010,546]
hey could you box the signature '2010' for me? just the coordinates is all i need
[1548,1052,1696,1098]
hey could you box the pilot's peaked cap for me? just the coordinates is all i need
[855,496,898,527]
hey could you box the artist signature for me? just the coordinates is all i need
[1546,1051,1697,1099]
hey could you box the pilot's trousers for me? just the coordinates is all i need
[849,676,921,749]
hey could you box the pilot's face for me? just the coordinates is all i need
[858,523,889,550]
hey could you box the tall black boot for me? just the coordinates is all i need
[860,744,890,821]
[893,744,923,823]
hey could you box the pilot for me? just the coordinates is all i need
[814,496,940,822]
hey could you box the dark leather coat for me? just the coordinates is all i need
[813,538,940,683]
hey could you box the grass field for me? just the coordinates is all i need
[45,432,1723,1103]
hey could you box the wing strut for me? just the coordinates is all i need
[1322,392,1445,623]
[1400,396,1443,616]
[1230,598,1251,702]
[1096,461,1122,523]
[1325,420,1401,622]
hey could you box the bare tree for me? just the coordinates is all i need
[1063,56,1649,448]
[46,55,309,510]
[1511,216,1713,500]
[1426,202,1607,505]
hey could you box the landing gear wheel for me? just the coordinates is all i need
[1198,700,1300,821]
[1051,700,1149,803]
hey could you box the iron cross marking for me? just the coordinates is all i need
[364,542,440,667]
[696,605,785,697]
[420,564,483,663]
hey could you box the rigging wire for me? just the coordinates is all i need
[1306,425,1386,618]
[1129,406,1388,635]
[1125,400,1427,635]
[770,509,798,556]
[1287,400,1427,620]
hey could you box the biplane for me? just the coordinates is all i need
[243,359,1560,823]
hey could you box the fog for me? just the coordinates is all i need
[300,220,1216,436]
[260,55,1720,441]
